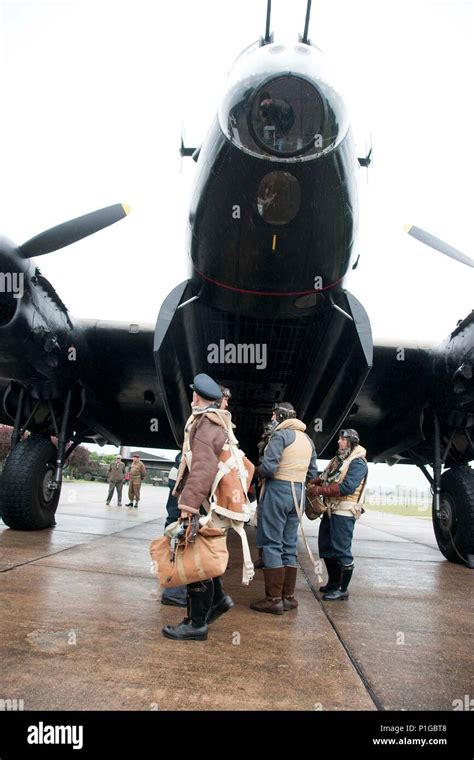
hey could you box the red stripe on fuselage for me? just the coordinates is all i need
[192,265,344,296]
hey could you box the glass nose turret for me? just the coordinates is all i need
[218,41,349,161]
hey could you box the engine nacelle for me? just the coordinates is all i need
[0,236,79,393]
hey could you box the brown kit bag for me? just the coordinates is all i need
[150,523,229,589]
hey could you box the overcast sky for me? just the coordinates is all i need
[0,0,472,487]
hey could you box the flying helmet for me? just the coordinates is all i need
[339,428,360,447]
[272,402,296,423]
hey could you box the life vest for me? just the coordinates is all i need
[322,445,368,518]
[268,418,314,482]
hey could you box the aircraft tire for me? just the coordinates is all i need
[433,466,474,565]
[0,435,61,530]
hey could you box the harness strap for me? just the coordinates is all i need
[234,447,251,494]
[231,521,255,585]
[290,481,320,576]
[209,458,233,499]
[328,473,368,517]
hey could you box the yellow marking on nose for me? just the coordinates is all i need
[272,234,277,251]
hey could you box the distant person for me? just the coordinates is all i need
[307,429,368,600]
[106,455,126,506]
[126,454,146,508]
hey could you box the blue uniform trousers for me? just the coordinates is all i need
[318,512,355,565]
[257,479,301,568]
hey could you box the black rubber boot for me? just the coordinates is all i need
[162,580,213,640]
[319,558,341,593]
[207,576,234,624]
[323,564,354,600]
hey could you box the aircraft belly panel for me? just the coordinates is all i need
[154,284,372,457]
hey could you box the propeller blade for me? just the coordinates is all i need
[404,224,474,268]
[19,203,131,258]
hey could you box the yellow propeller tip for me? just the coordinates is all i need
[403,224,412,233]
[121,203,132,216]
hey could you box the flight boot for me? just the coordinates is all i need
[250,567,285,615]
[323,563,354,601]
[207,576,234,623]
[162,580,213,640]
[282,566,298,610]
[319,558,342,593]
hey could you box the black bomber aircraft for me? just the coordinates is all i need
[0,1,473,568]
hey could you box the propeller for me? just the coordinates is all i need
[404,224,474,269]
[19,203,131,259]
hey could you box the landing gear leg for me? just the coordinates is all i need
[430,413,474,567]
[0,390,74,530]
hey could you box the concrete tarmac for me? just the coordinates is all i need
[1,483,472,711]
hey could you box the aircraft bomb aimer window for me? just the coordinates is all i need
[257,171,301,224]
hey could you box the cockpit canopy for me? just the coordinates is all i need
[218,41,349,161]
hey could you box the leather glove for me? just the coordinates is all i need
[179,505,199,518]
[312,483,340,498]
[308,476,323,486]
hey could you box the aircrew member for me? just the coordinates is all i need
[161,386,234,610]
[308,429,368,600]
[251,402,318,614]
[162,373,233,641]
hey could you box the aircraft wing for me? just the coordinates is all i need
[342,338,436,465]
[0,319,177,449]
[73,319,177,448]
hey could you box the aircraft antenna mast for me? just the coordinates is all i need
[264,0,272,43]
[302,0,312,44]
